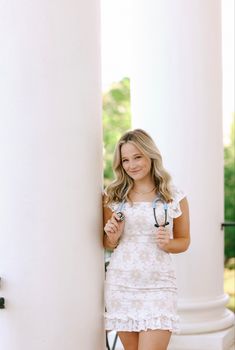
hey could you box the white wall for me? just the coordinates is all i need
[0,1,105,349]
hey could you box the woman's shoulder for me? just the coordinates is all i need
[168,184,186,218]
[170,184,186,202]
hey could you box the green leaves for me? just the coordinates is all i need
[103,77,131,187]
[224,115,235,260]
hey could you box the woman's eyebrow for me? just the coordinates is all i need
[132,153,142,156]
[121,153,142,159]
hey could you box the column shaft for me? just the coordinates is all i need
[131,1,234,348]
[0,1,104,349]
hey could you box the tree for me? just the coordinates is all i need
[224,115,235,261]
[103,77,131,187]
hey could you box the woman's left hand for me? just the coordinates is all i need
[156,226,171,251]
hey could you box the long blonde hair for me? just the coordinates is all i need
[105,129,173,205]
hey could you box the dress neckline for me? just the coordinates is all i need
[127,201,153,204]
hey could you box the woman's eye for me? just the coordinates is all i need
[122,159,128,163]
[135,156,141,159]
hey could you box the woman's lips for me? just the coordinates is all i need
[129,170,140,175]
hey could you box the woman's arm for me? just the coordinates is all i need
[103,205,117,250]
[167,197,190,253]
[156,197,190,253]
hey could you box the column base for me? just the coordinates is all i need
[168,326,235,350]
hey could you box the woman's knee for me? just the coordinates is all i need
[138,329,171,350]
[118,331,139,350]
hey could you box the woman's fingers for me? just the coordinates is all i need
[110,217,119,228]
[156,227,170,248]
[104,212,125,245]
[157,232,168,239]
[105,224,115,234]
[105,218,119,234]
[106,212,124,231]
[105,225,121,244]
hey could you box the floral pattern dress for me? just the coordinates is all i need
[104,187,185,333]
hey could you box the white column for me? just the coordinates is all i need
[131,1,235,349]
[0,1,105,350]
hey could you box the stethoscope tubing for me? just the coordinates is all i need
[116,196,169,227]
[152,199,169,227]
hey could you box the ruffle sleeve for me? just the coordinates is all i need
[168,185,186,219]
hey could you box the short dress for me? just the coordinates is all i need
[104,187,185,333]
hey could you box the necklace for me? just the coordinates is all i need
[132,186,156,195]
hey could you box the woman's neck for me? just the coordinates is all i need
[132,179,156,194]
[130,180,157,201]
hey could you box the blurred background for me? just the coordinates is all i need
[101,0,234,312]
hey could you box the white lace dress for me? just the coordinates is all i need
[104,187,185,333]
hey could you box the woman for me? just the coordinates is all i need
[103,129,190,350]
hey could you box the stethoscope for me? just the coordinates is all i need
[116,196,169,228]
[152,197,169,227]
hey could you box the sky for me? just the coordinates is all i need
[221,0,235,144]
[101,0,133,91]
[101,0,234,142]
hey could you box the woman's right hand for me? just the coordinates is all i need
[104,212,125,245]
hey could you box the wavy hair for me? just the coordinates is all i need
[104,129,173,206]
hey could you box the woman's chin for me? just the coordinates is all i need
[129,173,143,180]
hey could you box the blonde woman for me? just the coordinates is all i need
[103,129,190,350]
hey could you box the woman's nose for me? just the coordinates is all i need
[129,160,137,169]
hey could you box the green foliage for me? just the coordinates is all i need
[103,77,131,187]
[224,266,235,312]
[224,115,235,260]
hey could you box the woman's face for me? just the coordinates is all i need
[120,142,152,182]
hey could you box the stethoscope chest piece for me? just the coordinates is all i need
[116,211,125,221]
[115,200,126,221]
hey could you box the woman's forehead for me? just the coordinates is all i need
[121,142,142,157]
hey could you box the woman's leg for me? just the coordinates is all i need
[138,329,171,350]
[118,331,139,350]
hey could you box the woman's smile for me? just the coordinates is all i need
[121,143,152,181]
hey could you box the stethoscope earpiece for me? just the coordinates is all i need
[155,222,169,228]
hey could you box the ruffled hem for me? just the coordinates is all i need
[105,313,180,334]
